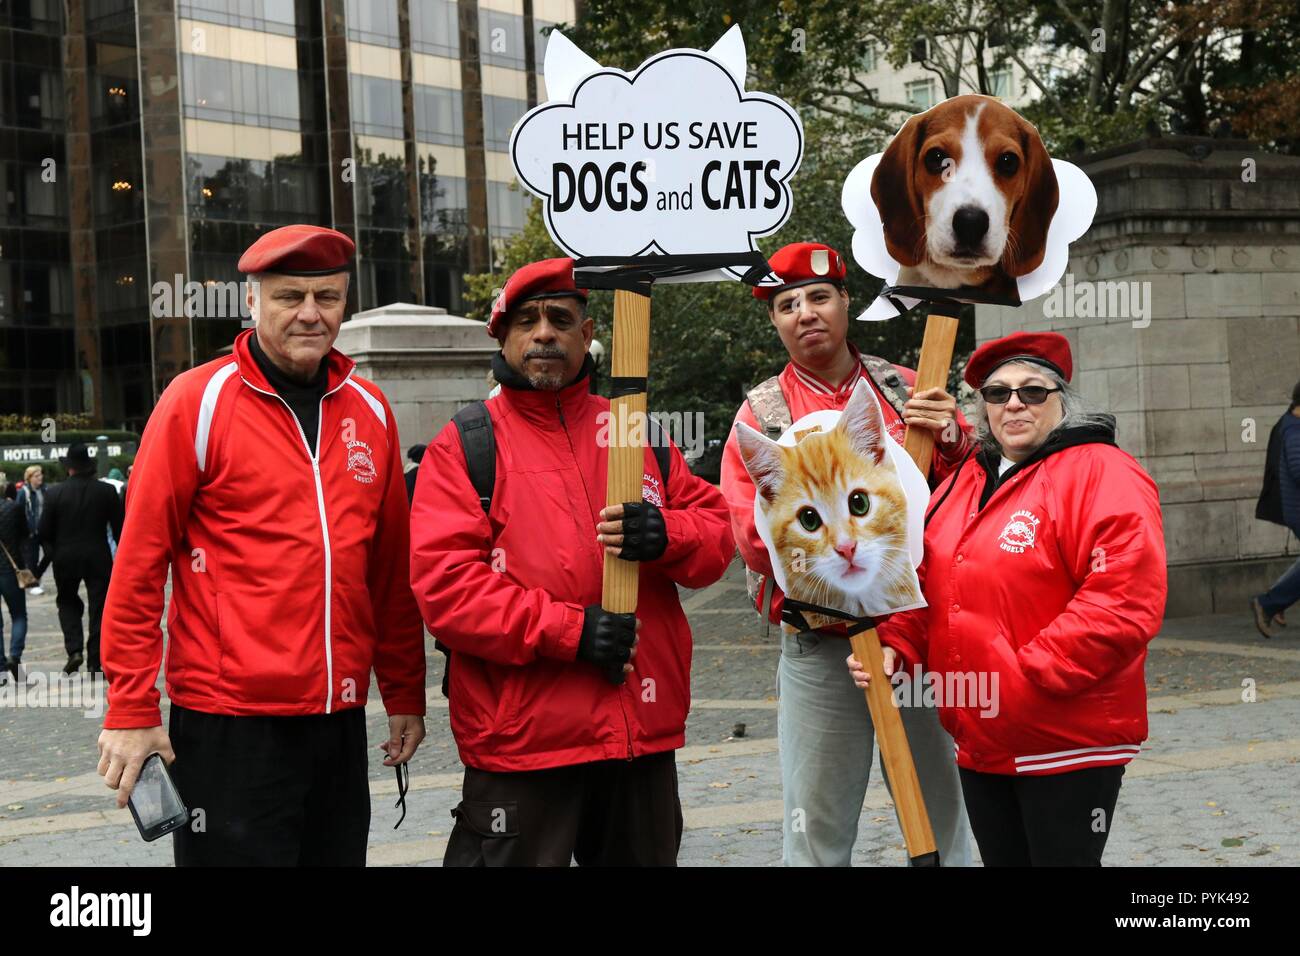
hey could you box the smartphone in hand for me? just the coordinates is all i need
[127,752,188,842]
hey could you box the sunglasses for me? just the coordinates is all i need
[979,385,1062,405]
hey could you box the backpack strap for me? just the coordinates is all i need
[860,354,911,416]
[745,375,792,440]
[452,401,496,514]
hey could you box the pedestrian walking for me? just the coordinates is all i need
[38,443,123,675]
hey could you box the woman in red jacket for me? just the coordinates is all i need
[848,331,1166,866]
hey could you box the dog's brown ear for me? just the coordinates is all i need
[1004,119,1059,277]
[870,115,926,267]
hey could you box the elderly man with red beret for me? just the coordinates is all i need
[97,225,427,866]
[719,241,974,867]
[410,257,735,866]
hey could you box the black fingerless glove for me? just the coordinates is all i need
[578,605,636,684]
[617,501,667,562]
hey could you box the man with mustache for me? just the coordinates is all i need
[410,257,735,866]
[719,241,974,866]
[97,225,427,865]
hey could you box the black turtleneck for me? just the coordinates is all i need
[249,333,329,455]
[491,350,595,392]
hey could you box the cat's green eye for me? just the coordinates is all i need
[797,507,822,532]
[848,491,870,517]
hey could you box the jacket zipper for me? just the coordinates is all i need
[556,394,635,761]
[241,373,351,713]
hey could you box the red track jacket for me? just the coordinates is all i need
[720,350,974,627]
[879,426,1167,775]
[101,329,427,729]
[409,361,735,773]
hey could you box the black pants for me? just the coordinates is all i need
[168,704,371,866]
[23,538,50,581]
[444,750,683,867]
[52,560,110,667]
[959,764,1124,866]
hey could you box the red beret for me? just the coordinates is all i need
[965,331,1073,388]
[753,242,848,301]
[237,225,355,276]
[486,257,587,338]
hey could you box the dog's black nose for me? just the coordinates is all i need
[952,206,989,247]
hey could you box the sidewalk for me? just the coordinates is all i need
[2,558,1297,866]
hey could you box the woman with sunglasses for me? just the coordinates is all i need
[847,331,1167,866]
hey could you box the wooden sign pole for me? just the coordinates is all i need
[847,300,963,866]
[602,287,653,613]
[902,302,963,474]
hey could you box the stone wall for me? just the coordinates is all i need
[333,302,496,452]
[978,137,1300,617]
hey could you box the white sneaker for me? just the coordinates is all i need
[30,585,44,595]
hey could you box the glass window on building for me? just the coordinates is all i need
[421,172,467,233]
[355,160,410,230]
[0,0,62,32]
[483,94,526,151]
[188,152,318,224]
[906,78,936,111]
[346,0,399,48]
[6,64,65,130]
[487,181,527,237]
[479,7,526,70]
[20,160,69,222]
[412,0,458,58]
[861,43,876,73]
[989,67,1013,98]
[89,68,138,129]
[350,74,404,139]
[181,0,296,36]
[182,56,301,130]
[535,19,556,77]
[415,85,463,146]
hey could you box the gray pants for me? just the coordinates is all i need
[777,629,972,866]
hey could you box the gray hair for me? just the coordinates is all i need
[972,360,1113,455]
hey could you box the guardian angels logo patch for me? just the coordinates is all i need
[641,472,664,508]
[347,440,377,485]
[998,509,1040,553]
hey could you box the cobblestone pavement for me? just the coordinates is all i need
[1,557,1297,867]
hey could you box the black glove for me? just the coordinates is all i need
[616,501,667,562]
[578,605,637,685]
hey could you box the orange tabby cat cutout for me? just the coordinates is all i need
[736,379,929,628]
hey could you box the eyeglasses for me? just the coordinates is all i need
[979,385,1062,405]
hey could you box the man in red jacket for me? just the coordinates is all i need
[410,257,735,866]
[96,225,427,866]
[720,242,973,866]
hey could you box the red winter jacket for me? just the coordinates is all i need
[409,359,735,773]
[101,329,427,729]
[720,348,974,628]
[878,426,1167,775]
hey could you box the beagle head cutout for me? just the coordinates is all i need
[842,94,1097,320]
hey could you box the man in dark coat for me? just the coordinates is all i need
[39,443,123,674]
[1254,378,1300,638]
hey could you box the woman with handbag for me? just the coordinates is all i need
[0,472,34,683]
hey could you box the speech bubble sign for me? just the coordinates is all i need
[510,25,804,284]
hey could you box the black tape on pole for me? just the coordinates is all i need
[608,376,648,398]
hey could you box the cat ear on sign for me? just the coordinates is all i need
[837,379,887,465]
[735,422,786,503]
